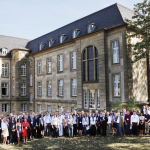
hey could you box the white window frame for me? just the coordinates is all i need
[84,90,88,109]
[38,61,42,75]
[2,64,8,77]
[87,24,95,34]
[30,59,32,66]
[12,64,15,76]
[39,43,43,50]
[38,82,42,96]
[30,74,32,86]
[47,81,52,96]
[58,80,63,96]
[71,52,76,70]
[72,30,77,39]
[2,104,8,112]
[113,74,121,97]
[96,90,100,109]
[21,104,27,113]
[71,79,77,96]
[58,55,63,72]
[21,83,26,96]
[21,64,26,76]
[38,104,41,113]
[12,84,15,96]
[49,39,54,47]
[47,105,51,113]
[2,48,7,55]
[112,41,119,64]
[2,83,8,96]
[60,36,64,43]
[47,58,52,73]
[88,90,95,109]
[30,93,33,103]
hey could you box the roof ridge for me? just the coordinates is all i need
[0,34,30,41]
[116,3,134,13]
[29,3,118,42]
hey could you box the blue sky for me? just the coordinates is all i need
[0,0,142,40]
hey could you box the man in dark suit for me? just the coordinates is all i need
[100,113,108,136]
[130,108,135,115]
[33,114,39,138]
[26,112,31,140]
[141,106,146,116]
[29,114,34,139]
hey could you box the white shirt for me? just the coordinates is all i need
[51,117,59,126]
[82,117,89,126]
[2,121,8,130]
[44,115,51,124]
[58,115,63,125]
[107,116,112,124]
[117,117,120,123]
[131,115,139,124]
[90,117,96,125]
[73,117,77,124]
[68,118,73,125]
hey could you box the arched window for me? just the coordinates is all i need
[83,46,99,82]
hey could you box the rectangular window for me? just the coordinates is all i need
[58,55,63,72]
[12,84,15,96]
[47,81,52,96]
[47,58,52,73]
[2,64,8,77]
[21,64,26,76]
[21,83,26,96]
[71,79,77,96]
[2,83,8,96]
[12,103,14,112]
[21,104,27,112]
[30,74,32,86]
[89,90,95,109]
[38,82,42,96]
[58,106,62,112]
[71,52,76,70]
[47,105,51,113]
[12,64,15,76]
[83,62,86,81]
[58,80,63,96]
[113,75,120,97]
[2,104,8,112]
[30,93,33,103]
[38,61,42,75]
[95,59,99,80]
[84,90,87,108]
[96,90,100,109]
[112,41,119,64]
[38,104,41,113]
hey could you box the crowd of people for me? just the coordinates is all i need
[0,105,150,145]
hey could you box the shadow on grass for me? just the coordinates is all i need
[0,136,150,150]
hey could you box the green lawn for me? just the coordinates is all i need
[0,136,150,150]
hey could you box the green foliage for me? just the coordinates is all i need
[113,99,140,112]
[126,0,150,63]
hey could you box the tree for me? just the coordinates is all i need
[126,0,150,63]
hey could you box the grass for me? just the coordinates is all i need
[0,136,150,150]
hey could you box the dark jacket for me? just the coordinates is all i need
[100,116,108,126]
[33,117,39,127]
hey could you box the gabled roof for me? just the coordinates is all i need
[26,3,134,54]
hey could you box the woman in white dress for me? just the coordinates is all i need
[2,117,9,145]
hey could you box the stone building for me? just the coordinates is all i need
[0,3,149,115]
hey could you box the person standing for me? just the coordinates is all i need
[29,114,34,139]
[107,112,112,136]
[44,111,51,137]
[68,115,73,138]
[2,117,9,145]
[82,114,89,137]
[22,118,29,144]
[63,115,68,138]
[16,119,22,144]
[141,106,146,116]
[112,112,117,136]
[39,114,45,138]
[101,113,108,136]
[9,116,16,145]
[131,111,139,136]
[139,113,145,136]
[33,114,39,138]
[97,114,101,136]
[125,110,131,135]
[145,110,150,134]
[77,114,83,137]
[51,114,59,138]
[90,114,96,136]
[115,113,123,138]
[58,112,63,137]
[73,114,77,137]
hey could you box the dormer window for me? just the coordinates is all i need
[87,23,96,34]
[72,29,80,39]
[59,34,66,44]
[2,48,8,55]
[48,39,55,47]
[39,43,45,51]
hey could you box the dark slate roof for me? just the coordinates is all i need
[26,3,134,54]
[0,35,30,57]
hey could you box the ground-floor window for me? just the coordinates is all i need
[113,74,120,97]
[38,104,41,113]
[2,83,8,96]
[21,104,27,112]
[2,104,8,112]
[84,89,100,109]
[47,105,51,113]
